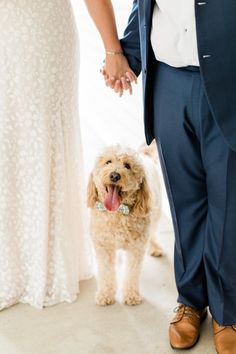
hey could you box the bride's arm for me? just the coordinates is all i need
[85,0,121,53]
[85,0,137,95]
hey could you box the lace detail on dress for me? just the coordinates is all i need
[0,0,93,310]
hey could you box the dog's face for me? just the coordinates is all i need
[87,146,150,216]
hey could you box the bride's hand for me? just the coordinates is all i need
[101,54,137,96]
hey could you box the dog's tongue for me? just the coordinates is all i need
[104,185,120,212]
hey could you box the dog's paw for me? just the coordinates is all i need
[95,291,116,306]
[123,291,142,306]
[149,243,163,257]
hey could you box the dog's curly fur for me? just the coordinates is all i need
[87,145,162,306]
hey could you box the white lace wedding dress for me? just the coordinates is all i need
[0,0,93,310]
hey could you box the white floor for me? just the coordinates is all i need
[0,1,215,353]
[0,214,215,354]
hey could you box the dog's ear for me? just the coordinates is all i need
[87,173,97,208]
[133,176,150,217]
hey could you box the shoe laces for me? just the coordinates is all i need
[174,304,201,320]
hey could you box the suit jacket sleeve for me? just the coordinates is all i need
[120,0,142,76]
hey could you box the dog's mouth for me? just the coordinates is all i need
[104,185,122,212]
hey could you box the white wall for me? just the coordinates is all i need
[71,0,171,220]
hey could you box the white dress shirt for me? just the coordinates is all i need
[151,0,199,67]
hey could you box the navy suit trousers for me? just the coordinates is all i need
[153,61,236,325]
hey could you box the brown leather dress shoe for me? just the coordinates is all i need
[213,319,236,354]
[169,304,208,350]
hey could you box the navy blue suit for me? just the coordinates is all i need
[121,0,236,325]
[120,0,236,151]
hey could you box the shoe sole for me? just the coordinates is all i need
[170,309,208,351]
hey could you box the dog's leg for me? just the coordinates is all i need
[148,231,163,257]
[95,246,116,306]
[123,247,145,305]
[148,209,163,257]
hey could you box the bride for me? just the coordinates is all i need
[0,0,93,310]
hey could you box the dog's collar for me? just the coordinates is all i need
[95,201,130,215]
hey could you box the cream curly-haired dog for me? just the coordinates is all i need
[87,145,162,306]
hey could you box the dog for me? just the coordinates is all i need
[87,144,162,306]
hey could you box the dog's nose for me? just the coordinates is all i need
[110,172,121,183]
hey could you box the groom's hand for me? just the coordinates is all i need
[101,54,137,97]
[102,70,137,97]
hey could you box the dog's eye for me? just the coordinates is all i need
[124,163,131,170]
[106,160,112,165]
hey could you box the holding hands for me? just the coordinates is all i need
[101,51,137,97]
[85,0,137,96]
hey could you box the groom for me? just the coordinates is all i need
[115,0,236,352]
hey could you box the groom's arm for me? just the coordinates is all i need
[120,0,142,77]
